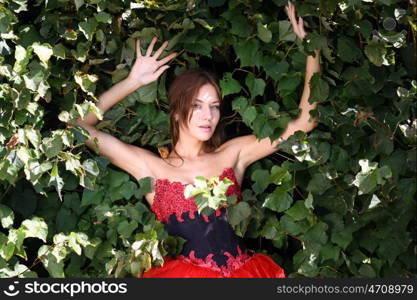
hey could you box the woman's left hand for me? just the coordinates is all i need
[286,1,307,42]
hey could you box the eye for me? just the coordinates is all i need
[192,104,201,109]
[211,105,220,110]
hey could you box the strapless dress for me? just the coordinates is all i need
[142,167,286,278]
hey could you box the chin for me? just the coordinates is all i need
[193,132,213,141]
[198,135,213,141]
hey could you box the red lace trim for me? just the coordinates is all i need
[177,245,251,277]
[151,167,242,224]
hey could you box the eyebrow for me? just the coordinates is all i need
[195,99,220,104]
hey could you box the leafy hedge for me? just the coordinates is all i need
[0,0,416,278]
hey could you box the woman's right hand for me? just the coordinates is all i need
[127,37,177,88]
[286,1,307,42]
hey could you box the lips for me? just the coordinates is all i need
[199,125,212,131]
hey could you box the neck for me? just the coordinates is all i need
[171,134,207,161]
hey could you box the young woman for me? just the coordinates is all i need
[74,2,319,278]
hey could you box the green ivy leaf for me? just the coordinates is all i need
[71,41,89,62]
[337,37,361,63]
[21,217,48,242]
[269,165,292,185]
[41,135,63,159]
[74,0,84,10]
[331,228,353,249]
[228,202,251,227]
[320,244,341,262]
[234,39,260,67]
[278,20,296,41]
[352,159,392,195]
[49,161,64,201]
[251,169,270,194]
[68,233,82,255]
[95,12,112,24]
[302,222,328,245]
[306,173,332,195]
[0,204,14,229]
[245,73,265,99]
[257,22,272,43]
[285,200,311,221]
[136,177,152,199]
[38,245,65,278]
[78,18,98,41]
[221,10,252,37]
[242,106,257,126]
[56,207,78,232]
[277,74,302,97]
[0,240,15,261]
[74,71,98,96]
[81,189,104,207]
[231,96,248,112]
[260,216,281,240]
[365,39,388,67]
[184,38,212,57]
[13,45,32,73]
[53,43,66,59]
[280,214,308,236]
[24,127,42,149]
[309,72,329,103]
[262,186,293,212]
[117,220,138,238]
[22,68,50,98]
[32,42,53,65]
[136,81,157,103]
[220,72,241,98]
[184,175,234,215]
[262,56,289,81]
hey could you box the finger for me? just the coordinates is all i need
[289,11,298,31]
[157,52,177,66]
[288,1,294,13]
[287,1,293,16]
[290,4,297,23]
[154,65,170,78]
[153,41,169,58]
[136,39,143,57]
[299,17,305,32]
[288,4,297,27]
[291,17,301,37]
[145,36,157,56]
[285,3,291,18]
[299,20,306,39]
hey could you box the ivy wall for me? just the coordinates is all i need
[0,0,416,277]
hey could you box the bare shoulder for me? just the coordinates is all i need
[98,134,160,181]
[126,145,161,177]
[218,135,255,151]
[216,135,256,177]
[217,134,257,159]
[218,134,279,169]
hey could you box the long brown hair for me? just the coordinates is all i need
[164,69,225,166]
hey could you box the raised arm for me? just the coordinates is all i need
[71,37,176,179]
[227,1,320,170]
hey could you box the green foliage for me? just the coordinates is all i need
[0,0,415,278]
[184,175,237,216]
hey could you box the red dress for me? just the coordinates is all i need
[142,167,286,278]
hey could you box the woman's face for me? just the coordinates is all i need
[179,83,221,141]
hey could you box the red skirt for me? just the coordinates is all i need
[142,252,286,278]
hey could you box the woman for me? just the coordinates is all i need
[74,2,319,277]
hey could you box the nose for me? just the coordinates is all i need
[202,105,213,120]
